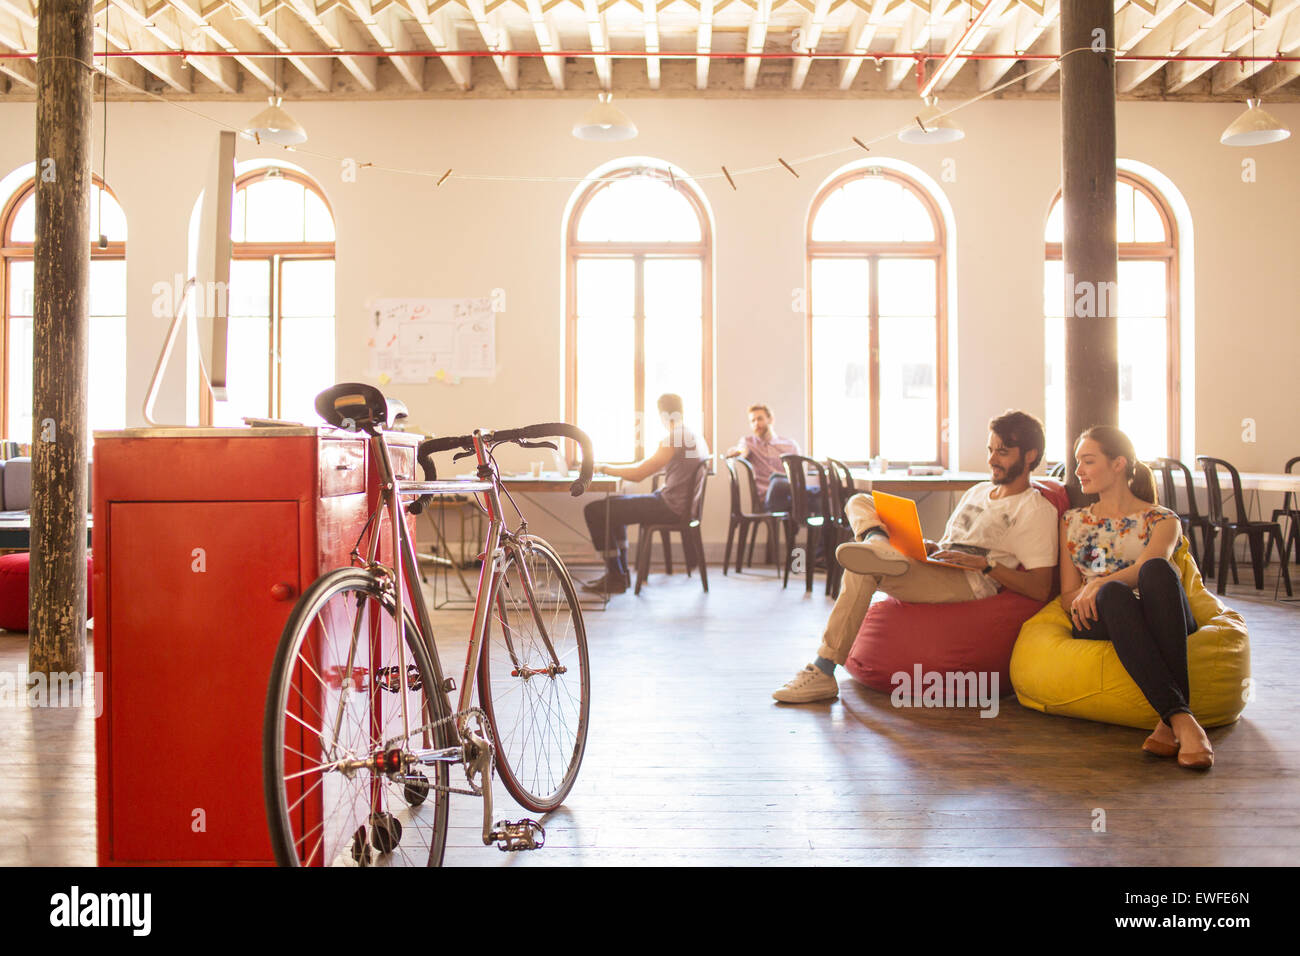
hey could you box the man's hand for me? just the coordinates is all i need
[924,539,939,556]
[927,550,988,571]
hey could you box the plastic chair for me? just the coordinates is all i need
[779,454,831,594]
[1196,456,1292,597]
[722,457,785,575]
[823,457,857,598]
[1267,456,1300,568]
[1149,457,1212,573]
[634,461,710,595]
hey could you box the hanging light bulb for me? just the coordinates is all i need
[244,96,308,146]
[898,95,965,145]
[572,92,638,142]
[1220,98,1291,147]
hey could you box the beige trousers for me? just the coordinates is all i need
[817,493,981,665]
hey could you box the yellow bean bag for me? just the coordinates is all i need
[1010,540,1251,729]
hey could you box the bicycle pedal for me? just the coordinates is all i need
[491,818,546,852]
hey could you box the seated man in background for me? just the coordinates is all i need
[724,403,802,513]
[583,393,710,595]
[772,409,1059,703]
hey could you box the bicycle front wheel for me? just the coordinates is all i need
[264,568,451,867]
[478,536,590,813]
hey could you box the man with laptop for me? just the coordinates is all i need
[772,410,1058,703]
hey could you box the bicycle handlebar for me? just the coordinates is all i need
[412,422,595,513]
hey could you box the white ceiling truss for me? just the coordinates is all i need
[0,0,1297,98]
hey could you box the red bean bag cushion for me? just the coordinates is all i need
[843,479,1069,697]
[0,552,94,632]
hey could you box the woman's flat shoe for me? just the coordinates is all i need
[1177,747,1214,770]
[1142,734,1179,758]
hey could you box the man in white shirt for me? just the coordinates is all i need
[773,410,1059,703]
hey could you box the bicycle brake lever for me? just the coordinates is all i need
[451,449,476,463]
[516,440,558,452]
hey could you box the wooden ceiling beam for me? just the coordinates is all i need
[743,0,770,88]
[399,0,474,90]
[466,0,520,89]
[791,0,831,89]
[696,0,712,88]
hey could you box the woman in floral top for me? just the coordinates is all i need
[1059,426,1214,769]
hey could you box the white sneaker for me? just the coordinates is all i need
[835,537,909,577]
[772,664,839,703]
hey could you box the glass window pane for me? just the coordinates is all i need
[90,185,128,242]
[1044,312,1065,465]
[1117,260,1166,318]
[89,260,127,316]
[303,190,335,242]
[281,260,334,318]
[231,188,247,243]
[6,314,32,442]
[281,317,335,424]
[575,258,636,461]
[229,259,271,317]
[9,192,35,243]
[1116,181,1135,243]
[811,177,934,242]
[213,316,271,426]
[8,259,33,317]
[1119,316,1167,459]
[89,315,126,433]
[1044,259,1065,318]
[644,259,702,440]
[1131,187,1165,242]
[241,178,306,243]
[811,316,869,461]
[878,315,937,463]
[576,177,700,243]
[810,258,868,316]
[878,259,935,317]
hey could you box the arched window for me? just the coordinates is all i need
[0,175,127,442]
[1044,172,1180,461]
[807,166,948,465]
[565,164,713,462]
[212,166,336,427]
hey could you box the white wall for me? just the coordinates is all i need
[1,96,1296,553]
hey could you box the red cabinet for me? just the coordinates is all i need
[92,427,418,866]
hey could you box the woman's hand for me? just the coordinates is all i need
[1070,579,1104,630]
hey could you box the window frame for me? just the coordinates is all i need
[1044,170,1180,459]
[805,166,949,467]
[203,167,336,425]
[0,175,127,437]
[564,165,714,463]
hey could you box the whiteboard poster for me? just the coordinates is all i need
[366,297,496,382]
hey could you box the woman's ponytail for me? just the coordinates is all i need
[1130,460,1156,504]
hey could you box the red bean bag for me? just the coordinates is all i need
[0,553,94,632]
[843,478,1069,697]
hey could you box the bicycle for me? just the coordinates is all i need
[263,382,594,866]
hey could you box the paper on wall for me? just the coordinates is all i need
[366,297,496,382]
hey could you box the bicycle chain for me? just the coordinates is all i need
[380,705,496,798]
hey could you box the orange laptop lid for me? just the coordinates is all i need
[868,490,929,562]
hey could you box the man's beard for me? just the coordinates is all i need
[992,454,1027,485]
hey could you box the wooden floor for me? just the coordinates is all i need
[2,561,1297,866]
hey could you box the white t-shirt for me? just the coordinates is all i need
[939,482,1059,599]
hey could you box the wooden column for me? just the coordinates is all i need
[1060,0,1118,503]
[30,0,94,675]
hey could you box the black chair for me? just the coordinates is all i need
[823,457,857,598]
[1267,456,1300,568]
[779,454,832,594]
[722,457,786,575]
[1149,457,1212,574]
[1046,462,1066,480]
[1196,456,1292,597]
[634,461,710,595]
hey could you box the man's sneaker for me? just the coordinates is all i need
[581,572,627,595]
[772,664,839,703]
[835,537,909,577]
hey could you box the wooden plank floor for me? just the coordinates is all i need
[2,563,1296,866]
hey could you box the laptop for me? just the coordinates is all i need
[868,489,975,570]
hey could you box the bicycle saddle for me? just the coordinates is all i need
[315,383,395,433]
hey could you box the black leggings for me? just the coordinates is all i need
[1072,559,1198,724]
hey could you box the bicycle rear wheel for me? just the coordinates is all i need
[264,567,452,867]
[478,535,590,813]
